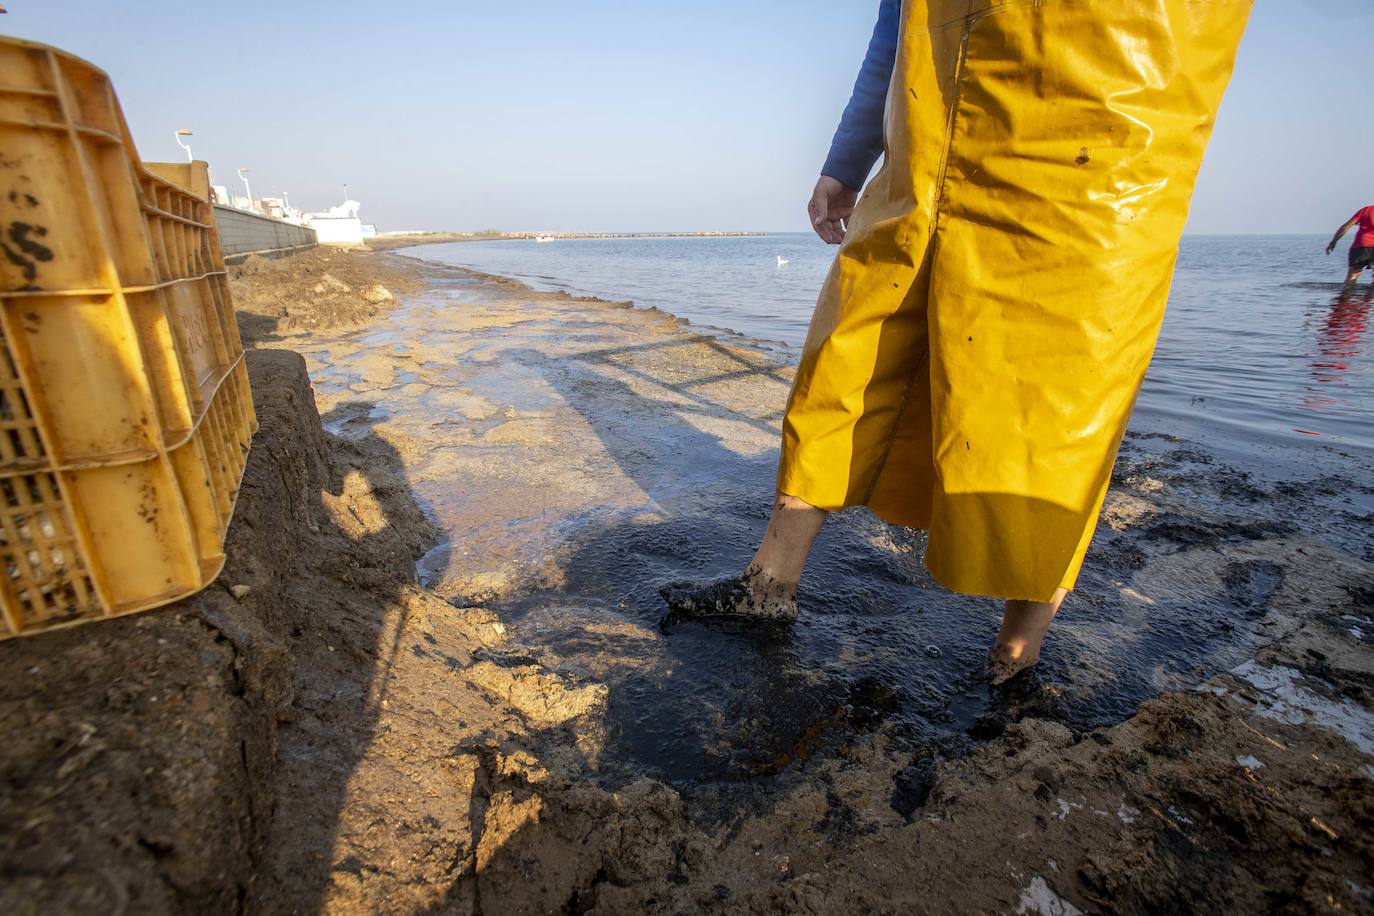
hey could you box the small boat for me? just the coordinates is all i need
[535,233,555,243]
[777,255,790,267]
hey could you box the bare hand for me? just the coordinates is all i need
[1326,242,1336,255]
[808,176,858,245]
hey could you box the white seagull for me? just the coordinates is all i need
[776,255,790,267]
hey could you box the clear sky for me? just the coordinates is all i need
[8,1,1370,234]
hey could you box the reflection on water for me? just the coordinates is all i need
[1304,289,1372,414]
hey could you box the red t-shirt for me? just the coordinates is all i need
[1350,206,1374,248]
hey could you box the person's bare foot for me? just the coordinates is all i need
[986,594,1065,685]
[986,644,1042,686]
[659,565,798,628]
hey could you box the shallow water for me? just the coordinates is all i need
[300,254,1373,787]
[416,234,1374,477]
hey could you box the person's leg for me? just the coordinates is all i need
[659,493,826,624]
[987,589,1069,684]
[750,493,829,585]
[1345,249,1370,288]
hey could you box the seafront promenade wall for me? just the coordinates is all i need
[214,204,317,260]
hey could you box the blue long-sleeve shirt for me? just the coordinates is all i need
[820,0,900,190]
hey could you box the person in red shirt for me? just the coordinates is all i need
[1326,205,1374,287]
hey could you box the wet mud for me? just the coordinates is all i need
[256,250,1374,912]
[0,350,442,913]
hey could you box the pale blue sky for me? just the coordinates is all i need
[9,1,1371,233]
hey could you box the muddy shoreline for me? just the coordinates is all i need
[1,246,1370,914]
[281,248,1374,912]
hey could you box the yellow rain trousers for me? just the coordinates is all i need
[779,0,1251,602]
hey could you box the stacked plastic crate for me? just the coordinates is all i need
[0,38,257,638]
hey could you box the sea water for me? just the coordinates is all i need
[416,233,1374,480]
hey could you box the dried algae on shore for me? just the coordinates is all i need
[1,246,1371,915]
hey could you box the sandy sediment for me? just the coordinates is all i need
[0,349,440,912]
[0,247,1370,914]
[230,247,428,342]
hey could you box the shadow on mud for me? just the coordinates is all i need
[236,310,287,346]
[252,394,444,913]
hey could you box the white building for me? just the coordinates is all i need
[306,199,366,246]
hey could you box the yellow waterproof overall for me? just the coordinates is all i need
[779,0,1251,601]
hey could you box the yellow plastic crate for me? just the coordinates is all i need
[0,38,256,638]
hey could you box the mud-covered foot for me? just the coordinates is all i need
[659,568,798,628]
[986,597,1062,685]
[986,645,1041,686]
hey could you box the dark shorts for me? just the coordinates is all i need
[1350,247,1374,271]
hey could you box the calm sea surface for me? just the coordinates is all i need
[414,233,1373,479]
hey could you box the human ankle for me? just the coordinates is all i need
[744,563,797,595]
[987,595,1065,683]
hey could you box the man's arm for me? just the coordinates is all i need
[809,0,899,244]
[1327,215,1358,254]
[820,0,900,191]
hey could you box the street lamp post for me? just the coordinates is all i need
[237,167,253,210]
[173,128,193,163]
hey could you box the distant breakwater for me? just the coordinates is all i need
[367,231,766,250]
